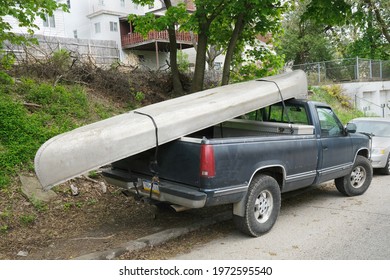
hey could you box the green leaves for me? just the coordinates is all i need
[129,3,189,36]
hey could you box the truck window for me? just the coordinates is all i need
[316,107,344,137]
[240,103,309,124]
[267,104,309,124]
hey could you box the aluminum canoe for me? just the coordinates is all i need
[34,70,308,189]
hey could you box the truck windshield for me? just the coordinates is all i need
[354,121,390,137]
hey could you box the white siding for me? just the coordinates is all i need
[4,11,66,38]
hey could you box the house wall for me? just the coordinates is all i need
[3,5,67,38]
[63,1,90,39]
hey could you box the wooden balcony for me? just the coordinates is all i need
[121,30,196,51]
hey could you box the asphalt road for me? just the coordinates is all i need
[174,174,390,260]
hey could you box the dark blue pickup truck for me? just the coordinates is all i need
[102,99,372,237]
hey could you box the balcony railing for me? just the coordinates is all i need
[121,30,195,48]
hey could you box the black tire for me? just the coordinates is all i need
[380,154,390,175]
[233,174,281,237]
[335,155,372,196]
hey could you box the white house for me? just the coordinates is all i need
[5,0,199,69]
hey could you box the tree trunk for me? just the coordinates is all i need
[221,12,245,85]
[164,0,184,95]
[167,26,184,95]
[190,28,208,93]
[365,0,390,44]
[207,45,223,70]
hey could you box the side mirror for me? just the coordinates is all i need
[346,123,357,133]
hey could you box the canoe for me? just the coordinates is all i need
[34,70,308,189]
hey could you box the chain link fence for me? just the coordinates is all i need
[293,58,390,86]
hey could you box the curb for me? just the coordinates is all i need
[74,211,232,260]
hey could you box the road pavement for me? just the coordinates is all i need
[174,175,390,260]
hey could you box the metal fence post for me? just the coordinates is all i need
[317,63,321,84]
[356,57,359,80]
[369,59,372,80]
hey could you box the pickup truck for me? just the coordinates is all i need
[102,98,372,237]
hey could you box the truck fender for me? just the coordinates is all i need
[233,165,285,217]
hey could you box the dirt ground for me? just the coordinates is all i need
[0,174,232,260]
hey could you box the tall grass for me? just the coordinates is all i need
[0,78,118,189]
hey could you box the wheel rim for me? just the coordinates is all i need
[350,166,366,189]
[253,190,273,223]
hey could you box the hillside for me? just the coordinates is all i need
[0,64,364,259]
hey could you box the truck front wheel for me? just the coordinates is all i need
[335,155,372,196]
[233,175,281,237]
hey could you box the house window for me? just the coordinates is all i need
[98,0,105,6]
[120,0,125,7]
[73,30,78,39]
[110,22,118,32]
[43,14,56,28]
[67,0,71,9]
[95,22,101,33]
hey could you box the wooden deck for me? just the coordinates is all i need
[121,30,195,49]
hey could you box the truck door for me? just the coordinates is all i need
[315,106,353,182]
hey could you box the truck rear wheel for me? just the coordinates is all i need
[335,155,372,196]
[233,174,281,237]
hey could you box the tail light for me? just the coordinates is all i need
[200,144,215,178]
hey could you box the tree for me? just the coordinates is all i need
[213,0,284,85]
[130,0,285,92]
[188,0,228,92]
[302,0,390,59]
[277,1,336,64]
[129,0,186,95]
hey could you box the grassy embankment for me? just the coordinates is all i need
[0,78,122,189]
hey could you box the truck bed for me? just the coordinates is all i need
[106,119,316,199]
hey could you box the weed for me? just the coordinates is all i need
[134,91,145,103]
[31,197,48,212]
[63,202,73,210]
[20,214,36,225]
[88,171,99,179]
[86,199,97,206]
[0,224,9,233]
[0,210,11,219]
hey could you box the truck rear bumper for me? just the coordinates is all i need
[102,169,207,208]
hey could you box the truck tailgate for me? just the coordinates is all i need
[111,138,202,187]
